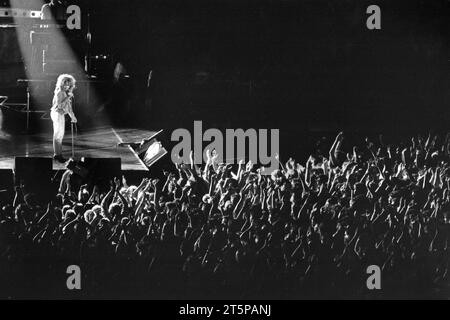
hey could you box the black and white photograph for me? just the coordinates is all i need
[0,0,449,302]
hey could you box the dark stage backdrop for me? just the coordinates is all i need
[85,0,450,130]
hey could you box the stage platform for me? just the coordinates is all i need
[0,126,155,171]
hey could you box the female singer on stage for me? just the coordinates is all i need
[51,74,77,163]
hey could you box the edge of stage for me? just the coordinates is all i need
[0,126,155,172]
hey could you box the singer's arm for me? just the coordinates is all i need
[56,91,72,106]
[68,104,77,123]
[67,93,77,123]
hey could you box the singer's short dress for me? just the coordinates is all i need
[50,91,71,142]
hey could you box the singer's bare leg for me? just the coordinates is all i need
[51,110,67,163]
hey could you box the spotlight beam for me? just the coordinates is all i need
[9,0,109,131]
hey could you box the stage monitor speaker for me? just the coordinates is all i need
[68,157,122,191]
[14,157,53,200]
[0,169,14,204]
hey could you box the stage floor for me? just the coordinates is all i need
[0,126,154,171]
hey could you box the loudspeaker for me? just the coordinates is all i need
[14,157,53,200]
[43,60,79,75]
[0,169,14,205]
[68,157,122,191]
[30,31,54,46]
[14,157,52,185]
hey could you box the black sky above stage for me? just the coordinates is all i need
[1,0,449,142]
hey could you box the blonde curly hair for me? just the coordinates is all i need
[54,74,76,95]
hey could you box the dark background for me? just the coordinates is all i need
[1,0,449,158]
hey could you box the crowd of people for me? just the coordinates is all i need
[0,132,449,299]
